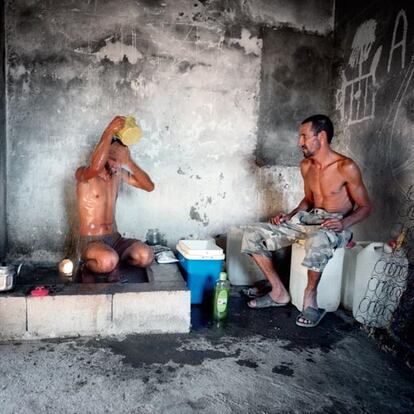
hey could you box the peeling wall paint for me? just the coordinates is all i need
[333,0,414,243]
[5,0,334,258]
[257,166,303,221]
[240,0,334,35]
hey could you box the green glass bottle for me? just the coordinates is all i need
[213,272,230,320]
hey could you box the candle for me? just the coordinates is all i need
[59,259,73,275]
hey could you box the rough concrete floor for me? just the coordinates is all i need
[1,290,413,414]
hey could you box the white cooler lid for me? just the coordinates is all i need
[177,239,225,260]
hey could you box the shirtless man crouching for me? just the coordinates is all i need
[241,114,372,327]
[76,116,155,282]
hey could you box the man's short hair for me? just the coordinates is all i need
[111,136,126,146]
[301,114,334,144]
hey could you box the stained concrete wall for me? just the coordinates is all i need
[333,0,414,244]
[5,0,334,259]
[0,0,6,260]
[257,28,333,167]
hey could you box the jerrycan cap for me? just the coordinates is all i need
[219,272,227,281]
[117,116,142,146]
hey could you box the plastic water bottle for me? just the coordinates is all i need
[213,272,230,320]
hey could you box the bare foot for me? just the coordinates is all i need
[269,290,290,304]
[296,307,326,328]
[248,289,290,308]
[107,267,121,283]
[299,288,318,324]
[80,264,96,283]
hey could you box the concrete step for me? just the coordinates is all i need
[0,263,190,340]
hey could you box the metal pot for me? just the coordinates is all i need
[0,263,23,292]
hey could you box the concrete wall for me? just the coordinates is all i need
[257,28,333,167]
[0,0,6,260]
[5,0,334,259]
[333,0,414,244]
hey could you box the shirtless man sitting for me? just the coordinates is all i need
[241,114,372,327]
[76,116,155,282]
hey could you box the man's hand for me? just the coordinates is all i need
[108,142,131,167]
[104,116,125,136]
[321,218,344,232]
[270,213,291,225]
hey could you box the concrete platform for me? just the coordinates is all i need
[0,262,190,340]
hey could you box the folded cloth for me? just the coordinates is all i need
[155,250,179,264]
[152,245,171,254]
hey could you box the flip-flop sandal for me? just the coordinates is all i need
[241,286,261,298]
[241,282,271,299]
[247,293,289,309]
[296,307,326,328]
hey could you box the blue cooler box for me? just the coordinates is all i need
[176,240,225,304]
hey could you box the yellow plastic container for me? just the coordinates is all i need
[117,116,142,146]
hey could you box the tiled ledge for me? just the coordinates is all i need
[0,263,190,340]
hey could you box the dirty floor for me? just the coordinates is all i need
[1,290,413,414]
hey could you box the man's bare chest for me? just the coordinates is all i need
[79,176,119,203]
[306,168,346,196]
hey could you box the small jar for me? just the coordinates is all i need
[146,228,161,246]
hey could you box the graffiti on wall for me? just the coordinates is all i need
[336,9,409,126]
[387,10,407,73]
[381,9,414,193]
[336,20,382,125]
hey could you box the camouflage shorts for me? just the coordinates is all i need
[241,209,352,272]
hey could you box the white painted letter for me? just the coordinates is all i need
[387,10,407,73]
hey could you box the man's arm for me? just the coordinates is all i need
[122,159,154,192]
[75,116,125,182]
[107,140,154,191]
[322,160,372,231]
[271,160,314,224]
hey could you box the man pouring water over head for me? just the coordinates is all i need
[75,116,154,282]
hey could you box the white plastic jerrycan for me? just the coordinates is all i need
[289,242,345,312]
[226,226,264,286]
[340,242,370,311]
[353,242,409,328]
